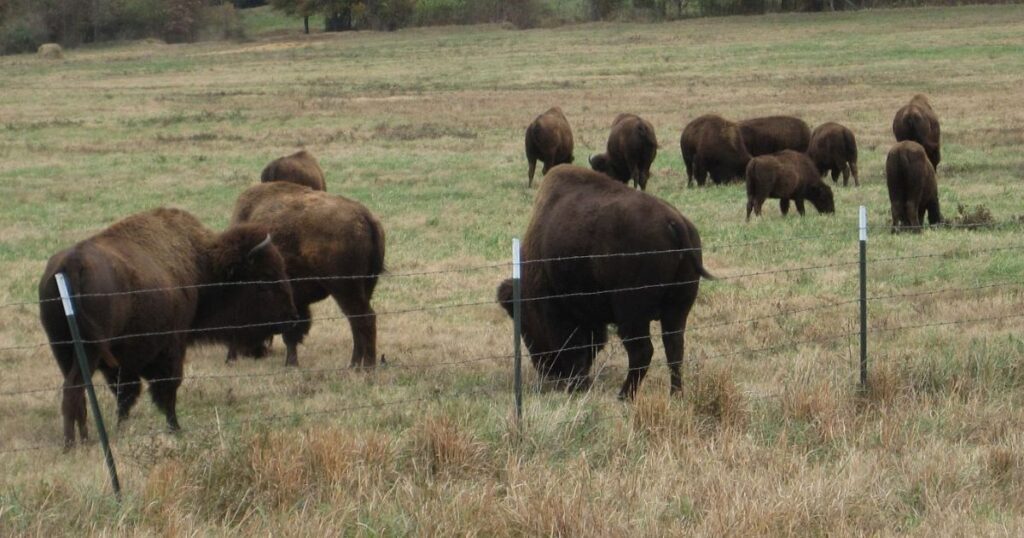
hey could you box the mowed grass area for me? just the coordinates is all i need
[2,5,1024,534]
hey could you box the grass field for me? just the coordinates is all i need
[2,5,1024,535]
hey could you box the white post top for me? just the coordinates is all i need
[54,273,75,316]
[859,206,868,242]
[512,238,521,279]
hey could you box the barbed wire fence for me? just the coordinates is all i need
[0,211,1022,498]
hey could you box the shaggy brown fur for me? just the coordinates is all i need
[808,122,859,186]
[589,113,658,191]
[260,150,327,191]
[230,182,385,367]
[680,114,718,186]
[688,114,751,185]
[893,94,941,169]
[496,164,713,399]
[739,116,811,156]
[39,208,297,448]
[745,150,835,221]
[525,107,574,187]
[885,141,942,233]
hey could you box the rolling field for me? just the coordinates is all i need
[2,5,1024,534]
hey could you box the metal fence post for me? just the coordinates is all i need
[55,273,122,500]
[512,238,523,424]
[859,206,868,389]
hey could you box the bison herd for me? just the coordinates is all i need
[40,95,945,448]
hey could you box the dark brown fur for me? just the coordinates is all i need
[688,115,751,185]
[885,141,942,233]
[38,208,297,448]
[589,113,658,191]
[739,116,811,156]
[745,150,835,221]
[808,122,859,186]
[496,164,712,399]
[230,182,385,367]
[525,107,575,188]
[260,150,327,191]
[892,94,941,169]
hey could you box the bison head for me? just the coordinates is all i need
[497,278,604,392]
[588,153,610,174]
[806,182,835,215]
[195,226,298,347]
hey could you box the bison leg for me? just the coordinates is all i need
[61,377,88,449]
[99,364,141,422]
[694,159,709,187]
[927,198,943,226]
[841,164,851,187]
[890,202,902,234]
[794,199,806,216]
[145,354,184,432]
[779,198,791,216]
[334,292,377,369]
[684,156,694,187]
[660,311,687,396]
[527,157,537,188]
[282,303,312,367]
[618,323,654,400]
[830,167,840,184]
[905,201,921,233]
[746,199,755,222]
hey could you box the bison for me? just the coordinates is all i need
[745,150,835,221]
[739,116,811,156]
[589,113,658,191]
[525,107,575,188]
[893,94,941,169]
[39,208,298,448]
[684,114,751,186]
[261,150,327,191]
[496,164,712,399]
[808,122,859,187]
[885,141,942,233]
[229,182,385,368]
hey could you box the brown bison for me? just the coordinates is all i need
[525,107,575,188]
[261,150,327,191]
[808,122,859,187]
[893,94,941,169]
[684,114,751,186]
[885,141,942,233]
[229,182,385,367]
[745,150,835,221]
[739,116,811,156]
[589,113,658,191]
[39,208,298,448]
[497,164,712,399]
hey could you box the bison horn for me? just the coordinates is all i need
[248,233,273,259]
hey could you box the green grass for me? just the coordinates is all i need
[1,4,1024,535]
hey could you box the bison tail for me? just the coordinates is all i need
[667,220,715,282]
[844,128,858,164]
[744,158,758,198]
[363,213,386,297]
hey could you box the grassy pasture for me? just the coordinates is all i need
[2,5,1024,535]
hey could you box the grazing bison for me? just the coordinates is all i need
[496,164,712,399]
[808,122,859,187]
[261,150,327,191]
[39,208,298,448]
[739,116,811,156]
[525,107,575,187]
[686,115,751,186]
[229,182,385,367]
[745,150,835,221]
[885,141,942,233]
[589,113,658,191]
[893,94,941,169]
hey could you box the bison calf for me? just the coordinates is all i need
[745,150,835,221]
[497,164,712,399]
[525,107,575,187]
[893,94,941,169]
[261,150,327,191]
[589,113,658,191]
[230,182,385,368]
[682,114,751,186]
[739,116,811,157]
[885,141,942,233]
[808,122,859,187]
